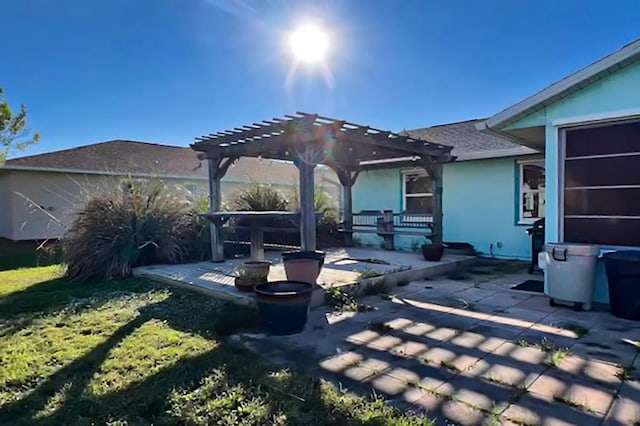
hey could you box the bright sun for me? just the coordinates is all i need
[289,24,329,63]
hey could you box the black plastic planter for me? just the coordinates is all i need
[254,281,314,335]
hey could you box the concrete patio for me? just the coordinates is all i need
[233,261,640,426]
[134,247,476,308]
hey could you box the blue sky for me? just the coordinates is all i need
[1,0,639,156]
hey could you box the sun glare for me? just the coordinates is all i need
[289,24,329,63]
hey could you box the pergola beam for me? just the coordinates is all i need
[191,113,454,259]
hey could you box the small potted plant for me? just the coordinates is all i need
[233,261,271,292]
[421,239,445,262]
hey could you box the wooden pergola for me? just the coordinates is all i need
[191,112,454,261]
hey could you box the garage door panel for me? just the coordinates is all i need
[564,218,640,247]
[565,121,640,157]
[564,188,640,216]
[565,156,640,187]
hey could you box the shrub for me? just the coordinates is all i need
[229,185,288,212]
[62,181,210,281]
[289,184,337,212]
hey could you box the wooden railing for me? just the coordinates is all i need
[341,210,435,250]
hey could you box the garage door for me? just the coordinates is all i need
[563,120,640,247]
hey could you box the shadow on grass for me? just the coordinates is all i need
[0,285,405,426]
[0,238,62,272]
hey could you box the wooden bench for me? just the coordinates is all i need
[339,210,436,250]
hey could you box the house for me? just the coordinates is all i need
[353,118,540,258]
[0,140,339,241]
[354,37,640,305]
[480,38,640,304]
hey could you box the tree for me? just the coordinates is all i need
[0,88,40,164]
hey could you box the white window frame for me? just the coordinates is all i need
[518,159,545,225]
[401,169,432,214]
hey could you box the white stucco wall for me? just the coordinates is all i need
[2,171,211,241]
[0,172,13,238]
[1,169,339,241]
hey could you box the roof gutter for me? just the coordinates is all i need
[483,38,640,131]
[0,165,210,180]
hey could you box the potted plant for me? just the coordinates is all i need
[233,261,271,292]
[421,240,445,262]
[282,250,325,285]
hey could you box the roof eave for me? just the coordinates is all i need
[484,38,640,131]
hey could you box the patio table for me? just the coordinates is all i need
[201,211,301,261]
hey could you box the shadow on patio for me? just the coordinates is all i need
[239,273,640,426]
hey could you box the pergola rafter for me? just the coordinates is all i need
[191,112,455,262]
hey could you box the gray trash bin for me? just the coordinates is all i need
[541,243,599,311]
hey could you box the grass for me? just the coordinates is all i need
[556,322,589,338]
[543,348,572,368]
[439,361,461,373]
[358,270,384,280]
[0,265,436,425]
[552,395,594,413]
[616,364,636,381]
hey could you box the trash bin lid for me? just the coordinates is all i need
[543,243,600,257]
[604,250,640,261]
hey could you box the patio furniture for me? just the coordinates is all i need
[340,209,436,250]
[202,211,301,261]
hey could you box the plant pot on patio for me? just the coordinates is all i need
[255,281,314,335]
[282,250,325,285]
[282,250,325,269]
[283,258,320,285]
[233,261,271,292]
[421,244,444,262]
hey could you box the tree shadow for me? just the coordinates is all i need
[0,291,397,426]
[0,276,155,339]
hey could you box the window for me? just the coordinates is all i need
[562,120,640,247]
[184,183,197,196]
[518,160,545,224]
[403,172,432,214]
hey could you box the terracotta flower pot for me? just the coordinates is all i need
[282,250,325,269]
[421,244,444,262]
[283,258,320,284]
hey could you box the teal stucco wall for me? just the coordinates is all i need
[506,59,640,304]
[352,157,536,259]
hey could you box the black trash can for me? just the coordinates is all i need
[526,219,545,274]
[604,250,640,321]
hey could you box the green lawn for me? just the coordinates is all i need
[0,265,434,425]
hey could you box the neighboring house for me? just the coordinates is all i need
[0,140,339,241]
[353,119,539,258]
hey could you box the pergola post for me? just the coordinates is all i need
[419,156,443,245]
[296,159,317,251]
[207,156,236,262]
[336,168,360,247]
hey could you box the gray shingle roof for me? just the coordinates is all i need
[3,140,333,185]
[405,119,539,161]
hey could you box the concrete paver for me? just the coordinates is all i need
[227,261,637,425]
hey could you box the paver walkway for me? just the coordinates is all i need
[234,267,640,426]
